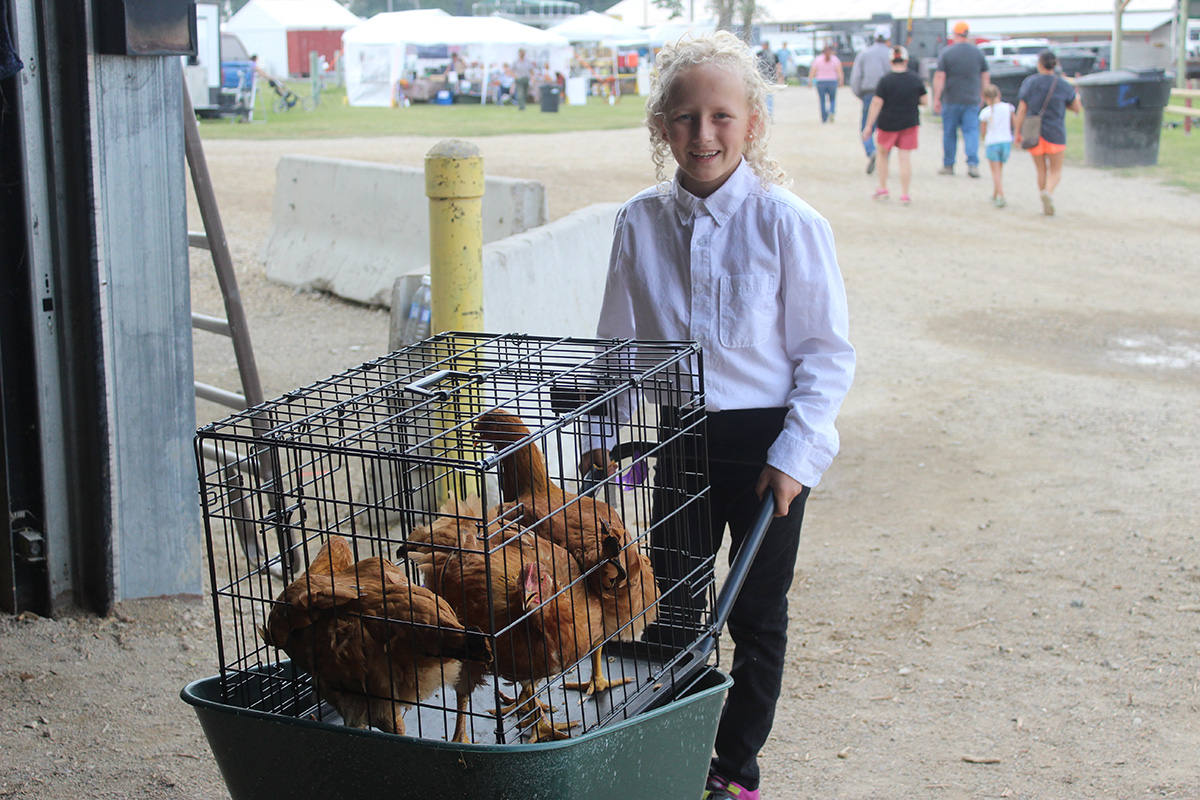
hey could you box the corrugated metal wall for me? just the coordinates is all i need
[1,0,200,616]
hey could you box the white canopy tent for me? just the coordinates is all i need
[342,11,572,107]
[547,11,650,103]
[643,20,718,47]
[546,11,650,45]
[226,0,362,78]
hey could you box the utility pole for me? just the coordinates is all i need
[1178,0,1189,88]
[1112,0,1133,69]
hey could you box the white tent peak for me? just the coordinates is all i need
[229,0,363,30]
[341,8,452,39]
[344,11,569,47]
[642,20,717,47]
[546,11,649,44]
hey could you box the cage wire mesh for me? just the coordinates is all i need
[196,332,716,745]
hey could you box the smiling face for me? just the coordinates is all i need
[660,62,758,198]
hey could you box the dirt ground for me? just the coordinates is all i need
[3,85,1200,799]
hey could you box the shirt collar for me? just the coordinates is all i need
[671,158,757,226]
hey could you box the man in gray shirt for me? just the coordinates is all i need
[513,49,533,111]
[849,24,892,175]
[932,21,989,177]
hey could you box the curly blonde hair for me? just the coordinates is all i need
[645,31,788,188]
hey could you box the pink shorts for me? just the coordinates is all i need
[876,126,919,151]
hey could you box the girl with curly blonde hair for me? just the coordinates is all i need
[644,31,787,188]
[587,29,855,800]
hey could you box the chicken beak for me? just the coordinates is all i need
[521,563,543,609]
[601,558,628,591]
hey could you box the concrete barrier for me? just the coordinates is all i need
[389,202,620,349]
[264,155,548,306]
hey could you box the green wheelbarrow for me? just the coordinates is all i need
[182,493,776,799]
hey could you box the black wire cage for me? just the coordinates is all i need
[194,332,720,747]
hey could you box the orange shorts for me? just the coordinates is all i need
[876,125,919,151]
[1027,137,1066,156]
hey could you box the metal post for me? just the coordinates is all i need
[1187,82,1193,135]
[1179,0,1190,90]
[1112,0,1132,70]
[424,140,485,504]
[424,139,484,335]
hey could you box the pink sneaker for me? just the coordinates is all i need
[871,187,889,200]
[703,773,761,800]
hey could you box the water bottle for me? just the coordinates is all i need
[403,275,432,343]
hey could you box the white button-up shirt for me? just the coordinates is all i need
[596,159,855,487]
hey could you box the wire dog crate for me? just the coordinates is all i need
[195,332,721,749]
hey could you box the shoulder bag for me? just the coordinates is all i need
[1020,75,1058,150]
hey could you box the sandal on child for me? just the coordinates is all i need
[871,188,889,200]
[900,194,911,205]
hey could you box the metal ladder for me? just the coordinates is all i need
[182,79,264,415]
[183,78,288,575]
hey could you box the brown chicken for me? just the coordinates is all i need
[571,545,660,696]
[473,409,633,594]
[473,409,659,697]
[260,535,492,739]
[402,497,604,742]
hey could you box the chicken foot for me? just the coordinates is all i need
[502,682,578,742]
[564,648,634,698]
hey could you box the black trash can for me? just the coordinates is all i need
[987,64,1035,107]
[1075,68,1174,167]
[539,84,560,112]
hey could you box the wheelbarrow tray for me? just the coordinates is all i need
[182,663,731,800]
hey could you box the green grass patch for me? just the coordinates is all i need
[1062,95,1200,193]
[197,82,647,140]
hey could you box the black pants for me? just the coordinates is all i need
[652,408,809,792]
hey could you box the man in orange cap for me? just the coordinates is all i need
[932,21,989,177]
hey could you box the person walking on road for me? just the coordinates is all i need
[862,46,927,204]
[849,24,893,175]
[1013,50,1082,216]
[512,49,533,110]
[776,41,794,82]
[932,21,989,177]
[978,84,1015,207]
[756,40,783,120]
[811,42,844,123]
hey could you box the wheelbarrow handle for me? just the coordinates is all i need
[670,494,777,695]
[712,494,776,634]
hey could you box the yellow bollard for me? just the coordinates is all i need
[424,140,484,504]
[425,139,484,335]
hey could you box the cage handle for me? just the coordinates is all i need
[402,369,477,400]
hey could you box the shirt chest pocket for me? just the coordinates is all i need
[718,274,777,348]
